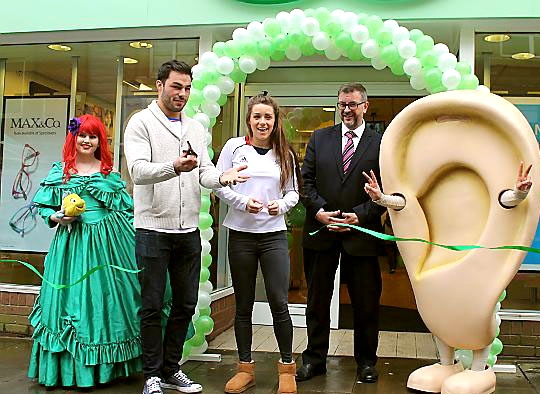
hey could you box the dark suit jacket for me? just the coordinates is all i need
[301,124,384,256]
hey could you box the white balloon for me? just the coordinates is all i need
[398,40,416,59]
[351,24,369,44]
[325,43,341,60]
[330,9,345,20]
[201,102,220,118]
[301,17,320,36]
[193,113,210,129]
[200,280,213,294]
[202,85,221,102]
[191,308,200,322]
[232,27,251,45]
[312,32,331,51]
[276,11,292,33]
[238,56,257,74]
[205,131,213,146]
[392,26,410,45]
[361,39,379,58]
[201,187,211,196]
[495,313,502,327]
[255,56,271,71]
[201,239,211,255]
[191,64,205,79]
[495,302,501,312]
[437,52,458,72]
[247,21,265,40]
[289,9,306,26]
[217,75,235,95]
[433,43,450,56]
[200,227,214,241]
[477,84,491,93]
[383,19,399,32]
[371,56,386,70]
[340,11,358,32]
[216,56,234,75]
[403,57,422,76]
[410,74,426,90]
[285,46,302,61]
[199,52,219,69]
[441,69,461,90]
[197,291,211,309]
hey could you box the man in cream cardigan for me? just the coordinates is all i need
[124,60,247,394]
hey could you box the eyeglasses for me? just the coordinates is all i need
[336,101,367,111]
[9,202,38,237]
[11,144,40,200]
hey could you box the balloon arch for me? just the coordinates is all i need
[186,7,490,360]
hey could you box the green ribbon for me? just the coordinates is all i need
[0,259,140,290]
[310,224,540,254]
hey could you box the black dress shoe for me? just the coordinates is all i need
[357,364,378,383]
[296,363,327,381]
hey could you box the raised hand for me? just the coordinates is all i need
[516,161,532,192]
[362,169,382,201]
[220,165,250,186]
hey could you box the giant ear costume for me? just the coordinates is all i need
[380,90,540,394]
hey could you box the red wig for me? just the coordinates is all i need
[62,114,113,182]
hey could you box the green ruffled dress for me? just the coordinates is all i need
[28,162,142,387]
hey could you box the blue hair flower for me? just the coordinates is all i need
[68,117,81,136]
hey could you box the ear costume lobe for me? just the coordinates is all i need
[380,90,540,349]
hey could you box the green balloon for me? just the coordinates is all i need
[270,50,286,62]
[182,343,192,358]
[183,105,197,118]
[192,78,206,90]
[357,13,368,26]
[416,35,435,54]
[498,289,507,302]
[240,41,258,56]
[409,29,424,42]
[347,45,365,61]
[365,15,384,35]
[300,40,317,57]
[199,212,213,230]
[258,39,273,57]
[273,34,288,51]
[263,18,281,38]
[496,326,500,337]
[199,306,212,317]
[304,8,315,17]
[455,61,472,76]
[230,64,247,83]
[289,32,305,47]
[200,71,220,85]
[189,88,204,106]
[200,195,211,211]
[314,7,331,25]
[212,41,227,57]
[200,267,210,283]
[423,68,442,86]
[427,83,445,94]
[322,19,341,36]
[376,28,393,47]
[207,147,215,160]
[209,117,217,127]
[224,40,242,58]
[487,353,497,367]
[195,315,214,335]
[458,74,479,90]
[420,50,439,68]
[335,32,353,51]
[380,44,399,64]
[490,338,503,356]
[390,60,405,76]
[188,333,206,347]
[201,254,212,268]
[217,94,228,106]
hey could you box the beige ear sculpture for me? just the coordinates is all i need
[380,90,540,394]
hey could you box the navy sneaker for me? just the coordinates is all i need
[143,376,163,394]
[161,369,202,393]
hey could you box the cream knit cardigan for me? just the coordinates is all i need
[124,100,222,229]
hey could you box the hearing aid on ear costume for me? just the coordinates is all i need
[378,90,540,394]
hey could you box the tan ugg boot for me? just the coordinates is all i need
[224,361,255,393]
[278,361,297,394]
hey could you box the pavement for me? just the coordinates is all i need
[1,336,540,393]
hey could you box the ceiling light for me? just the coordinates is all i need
[47,44,71,51]
[511,52,535,60]
[123,57,139,64]
[484,34,510,43]
[130,41,153,49]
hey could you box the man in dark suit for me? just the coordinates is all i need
[297,83,384,384]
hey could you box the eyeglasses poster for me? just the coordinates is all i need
[0,96,68,251]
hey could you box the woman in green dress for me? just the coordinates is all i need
[28,114,142,387]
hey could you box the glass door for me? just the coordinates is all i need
[251,97,342,328]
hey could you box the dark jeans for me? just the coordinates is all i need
[228,229,293,363]
[135,229,201,379]
[302,247,381,368]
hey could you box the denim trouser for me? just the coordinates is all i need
[135,229,201,379]
[228,229,293,363]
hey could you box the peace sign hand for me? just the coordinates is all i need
[516,161,532,192]
[362,169,382,201]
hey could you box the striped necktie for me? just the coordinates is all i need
[342,130,356,173]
